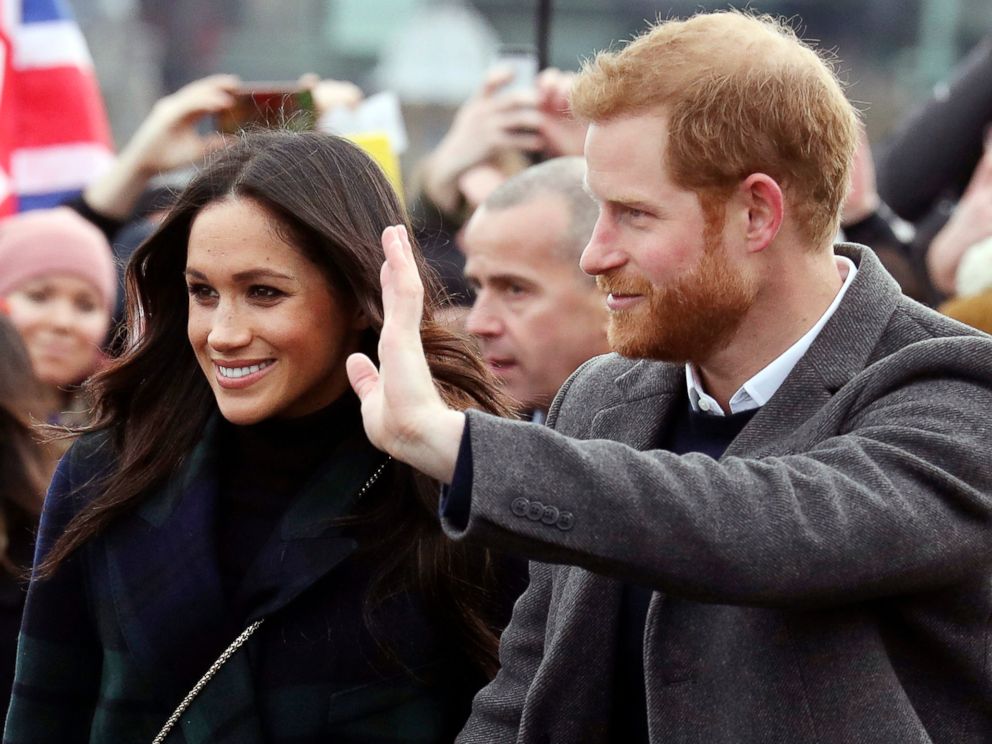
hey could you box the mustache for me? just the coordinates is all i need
[596,273,654,296]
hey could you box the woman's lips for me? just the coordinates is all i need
[213,359,277,390]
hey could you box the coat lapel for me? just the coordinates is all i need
[102,415,235,696]
[537,359,682,738]
[589,358,684,449]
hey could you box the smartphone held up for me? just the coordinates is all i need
[494,44,538,95]
[216,83,317,134]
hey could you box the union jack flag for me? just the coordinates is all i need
[0,0,113,216]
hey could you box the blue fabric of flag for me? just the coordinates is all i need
[20,0,73,25]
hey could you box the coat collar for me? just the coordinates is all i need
[101,412,389,695]
[726,243,902,456]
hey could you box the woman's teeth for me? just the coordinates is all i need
[218,361,273,378]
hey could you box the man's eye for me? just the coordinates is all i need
[507,284,526,297]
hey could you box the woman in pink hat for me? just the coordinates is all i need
[0,207,117,429]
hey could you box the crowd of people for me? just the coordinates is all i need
[1,7,991,743]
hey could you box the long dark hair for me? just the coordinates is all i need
[0,316,48,574]
[38,131,516,675]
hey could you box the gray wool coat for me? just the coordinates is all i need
[446,245,992,743]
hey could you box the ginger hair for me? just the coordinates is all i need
[571,10,859,248]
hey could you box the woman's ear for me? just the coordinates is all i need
[351,306,372,331]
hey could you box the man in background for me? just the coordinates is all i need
[462,157,608,419]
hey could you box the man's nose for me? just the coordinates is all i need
[465,294,504,338]
[580,216,627,277]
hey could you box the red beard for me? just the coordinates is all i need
[598,239,757,364]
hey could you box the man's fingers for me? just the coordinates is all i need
[380,224,424,331]
[347,353,380,401]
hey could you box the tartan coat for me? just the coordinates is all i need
[4,418,487,743]
[449,245,992,743]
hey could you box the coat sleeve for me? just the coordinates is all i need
[4,441,103,744]
[442,338,992,608]
[456,561,553,743]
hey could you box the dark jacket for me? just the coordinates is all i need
[449,245,992,743]
[4,420,491,743]
[878,33,992,223]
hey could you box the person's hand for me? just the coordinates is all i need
[927,139,992,295]
[297,73,363,115]
[536,67,587,158]
[347,225,465,483]
[121,74,241,176]
[841,126,881,226]
[420,69,545,215]
[84,74,240,219]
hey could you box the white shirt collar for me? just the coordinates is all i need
[686,255,857,416]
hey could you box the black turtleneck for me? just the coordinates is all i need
[214,394,361,611]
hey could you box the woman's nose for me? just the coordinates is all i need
[206,307,252,351]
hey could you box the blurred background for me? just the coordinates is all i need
[73,0,992,181]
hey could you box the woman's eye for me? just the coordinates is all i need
[74,297,99,313]
[186,284,217,302]
[26,288,51,303]
[248,285,284,301]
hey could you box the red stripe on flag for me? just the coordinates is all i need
[11,65,113,150]
[0,29,17,215]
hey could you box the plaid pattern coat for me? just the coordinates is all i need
[4,420,485,743]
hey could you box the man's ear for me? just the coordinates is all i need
[739,173,784,254]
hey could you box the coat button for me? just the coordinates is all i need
[527,501,545,521]
[511,497,529,517]
[541,504,560,525]
[556,511,575,531]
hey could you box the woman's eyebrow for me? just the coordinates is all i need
[231,268,296,283]
[183,267,296,282]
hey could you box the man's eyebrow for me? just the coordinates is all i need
[183,267,296,282]
[488,272,536,288]
[606,195,657,213]
[582,178,656,213]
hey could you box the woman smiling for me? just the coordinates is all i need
[5,132,519,743]
[0,209,116,433]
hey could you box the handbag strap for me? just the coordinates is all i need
[152,618,264,743]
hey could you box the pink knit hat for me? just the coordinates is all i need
[0,207,117,310]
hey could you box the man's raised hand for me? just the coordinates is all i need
[347,225,465,483]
